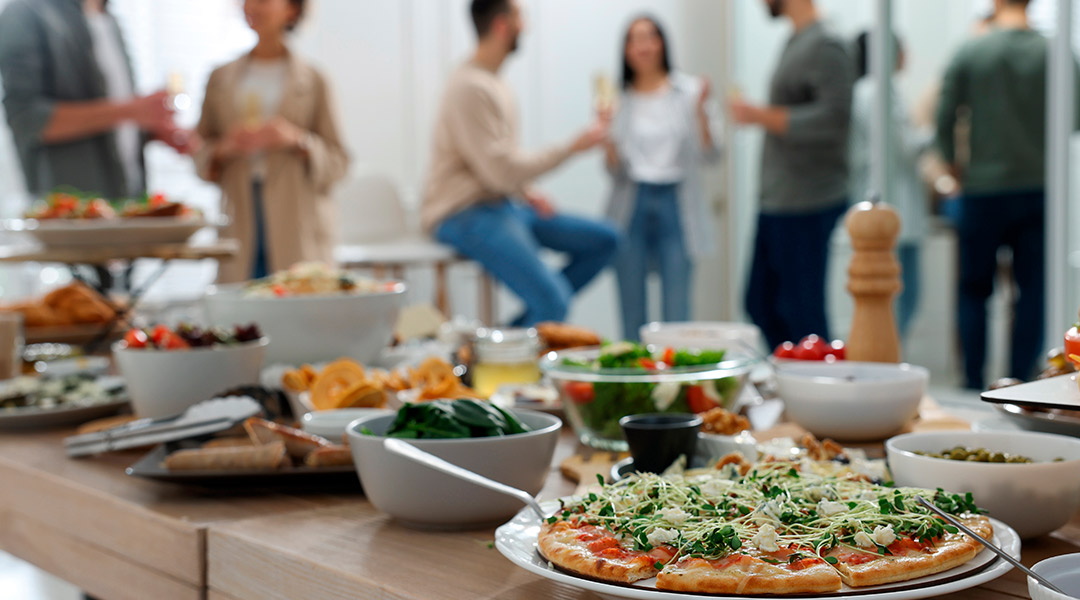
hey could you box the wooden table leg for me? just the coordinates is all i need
[434,262,450,318]
[391,265,405,281]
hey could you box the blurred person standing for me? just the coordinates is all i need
[936,0,1064,388]
[849,32,931,341]
[195,0,349,283]
[730,0,855,350]
[422,0,618,327]
[0,0,191,201]
[605,16,720,341]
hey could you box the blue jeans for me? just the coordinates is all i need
[435,200,619,326]
[957,190,1045,389]
[897,242,920,340]
[615,183,692,341]
[745,203,846,350]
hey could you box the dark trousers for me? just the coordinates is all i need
[745,203,846,350]
[956,189,1045,389]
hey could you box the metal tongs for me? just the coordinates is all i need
[64,396,263,457]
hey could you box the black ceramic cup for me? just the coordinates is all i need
[619,413,702,474]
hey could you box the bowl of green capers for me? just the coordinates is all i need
[886,431,1080,538]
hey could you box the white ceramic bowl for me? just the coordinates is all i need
[301,407,392,441]
[887,431,1080,539]
[113,338,268,419]
[640,321,762,352]
[777,361,927,441]
[203,282,406,365]
[346,409,561,528]
[1030,554,1080,600]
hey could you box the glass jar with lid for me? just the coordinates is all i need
[470,328,542,398]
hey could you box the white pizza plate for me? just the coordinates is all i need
[2,217,213,247]
[495,501,1019,600]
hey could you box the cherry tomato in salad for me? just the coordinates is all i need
[686,385,718,413]
[150,324,173,346]
[662,347,676,366]
[1066,326,1080,367]
[157,330,190,350]
[123,328,148,349]
[148,192,168,207]
[773,341,797,359]
[825,340,846,361]
[564,381,595,404]
[638,357,658,370]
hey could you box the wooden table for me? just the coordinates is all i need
[0,430,353,600]
[2,424,1078,600]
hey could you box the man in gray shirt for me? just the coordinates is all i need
[0,0,189,200]
[730,0,854,350]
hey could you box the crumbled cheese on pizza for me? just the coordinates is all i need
[751,524,781,552]
[700,478,733,497]
[659,507,690,526]
[853,530,875,549]
[818,500,847,517]
[651,382,681,411]
[647,527,679,547]
[872,525,896,547]
[754,499,783,524]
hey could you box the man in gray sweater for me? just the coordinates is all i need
[730,0,854,350]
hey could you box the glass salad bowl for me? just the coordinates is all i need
[540,343,759,451]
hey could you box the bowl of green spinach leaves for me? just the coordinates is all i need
[346,400,561,527]
[541,342,758,451]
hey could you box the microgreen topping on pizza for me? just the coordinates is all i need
[537,461,990,594]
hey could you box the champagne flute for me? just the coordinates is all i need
[166,70,191,112]
[593,72,616,116]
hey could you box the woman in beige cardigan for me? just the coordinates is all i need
[195,0,348,283]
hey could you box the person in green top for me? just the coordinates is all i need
[935,0,1069,388]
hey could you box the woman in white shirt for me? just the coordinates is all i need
[195,0,348,282]
[605,16,720,341]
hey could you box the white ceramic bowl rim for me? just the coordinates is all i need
[346,409,562,444]
[112,336,270,353]
[541,346,759,384]
[206,281,407,301]
[776,361,929,384]
[886,430,1080,466]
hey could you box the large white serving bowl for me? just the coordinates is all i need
[640,321,762,352]
[1030,554,1080,600]
[777,361,927,441]
[2,216,211,247]
[887,430,1080,539]
[346,409,561,528]
[113,338,268,419]
[203,282,406,365]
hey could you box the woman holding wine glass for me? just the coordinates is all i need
[194,0,349,282]
[603,15,721,341]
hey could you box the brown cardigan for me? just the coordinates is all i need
[195,50,349,283]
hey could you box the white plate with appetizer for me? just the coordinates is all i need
[0,374,128,429]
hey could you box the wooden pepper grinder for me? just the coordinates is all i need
[845,200,902,363]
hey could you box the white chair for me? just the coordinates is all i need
[332,171,497,323]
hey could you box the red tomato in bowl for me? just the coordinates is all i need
[773,341,797,359]
[123,328,148,349]
[564,381,595,404]
[825,340,846,360]
[793,335,829,361]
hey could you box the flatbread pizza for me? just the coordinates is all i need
[538,460,989,595]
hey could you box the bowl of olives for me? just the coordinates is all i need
[886,431,1080,538]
